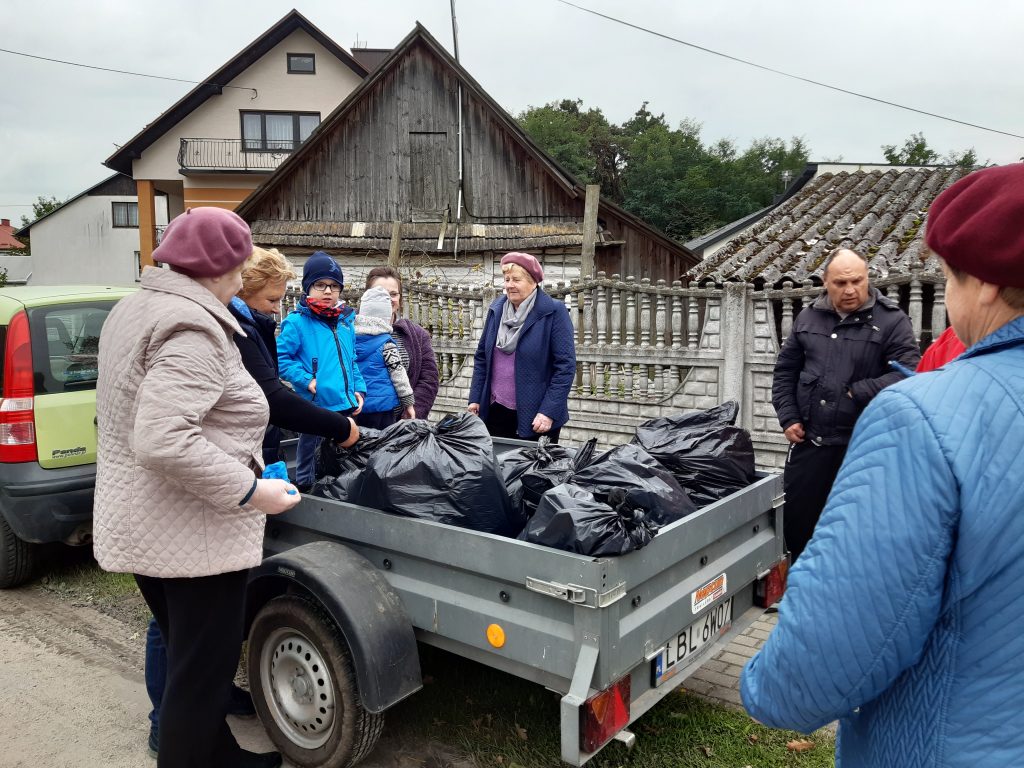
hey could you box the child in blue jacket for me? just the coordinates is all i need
[277,251,365,488]
[354,286,415,429]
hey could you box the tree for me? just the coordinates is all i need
[19,195,66,227]
[881,132,977,168]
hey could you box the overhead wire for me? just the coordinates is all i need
[0,47,257,98]
[552,0,1024,141]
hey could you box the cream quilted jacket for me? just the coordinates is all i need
[93,267,270,577]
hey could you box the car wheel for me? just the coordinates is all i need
[0,515,36,589]
[248,595,384,768]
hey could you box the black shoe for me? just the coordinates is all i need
[227,684,257,717]
[147,726,158,759]
[237,749,283,768]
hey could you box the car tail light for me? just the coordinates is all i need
[580,674,630,753]
[754,558,789,608]
[0,310,37,462]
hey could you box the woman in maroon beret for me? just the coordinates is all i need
[742,163,1024,767]
[468,252,576,441]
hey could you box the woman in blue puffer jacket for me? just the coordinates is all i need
[742,163,1024,766]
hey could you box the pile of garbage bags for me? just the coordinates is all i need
[311,401,756,557]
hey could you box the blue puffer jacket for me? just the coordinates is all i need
[742,315,1024,767]
[277,302,365,412]
[468,289,576,437]
[355,332,399,414]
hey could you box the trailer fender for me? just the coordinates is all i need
[248,540,422,713]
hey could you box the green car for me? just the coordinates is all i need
[0,285,135,588]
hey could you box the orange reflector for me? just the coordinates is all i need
[754,557,789,608]
[580,674,630,753]
[486,623,505,648]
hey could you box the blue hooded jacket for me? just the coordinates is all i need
[742,315,1024,767]
[277,301,365,413]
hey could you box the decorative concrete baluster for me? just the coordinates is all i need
[625,276,637,347]
[780,281,795,343]
[671,281,683,349]
[610,275,623,346]
[908,275,923,345]
[639,278,652,348]
[595,272,608,346]
[459,293,470,340]
[655,280,667,349]
[608,358,621,398]
[931,281,947,337]
[648,363,661,400]
[595,361,606,397]
[633,363,644,400]
[687,295,699,350]
[581,283,593,346]
[887,283,899,302]
[624,363,634,400]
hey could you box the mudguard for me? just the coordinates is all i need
[247,540,422,713]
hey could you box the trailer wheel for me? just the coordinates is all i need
[0,516,36,589]
[248,595,384,768]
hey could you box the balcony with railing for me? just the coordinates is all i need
[178,138,296,173]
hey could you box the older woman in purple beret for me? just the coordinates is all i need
[468,252,577,442]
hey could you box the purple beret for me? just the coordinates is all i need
[925,164,1024,288]
[500,251,544,284]
[151,207,253,277]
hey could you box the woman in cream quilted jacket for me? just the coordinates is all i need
[94,207,299,768]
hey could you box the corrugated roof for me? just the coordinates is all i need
[687,166,968,286]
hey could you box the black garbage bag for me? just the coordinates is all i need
[516,438,598,517]
[353,413,522,536]
[632,401,756,507]
[311,427,383,502]
[572,443,696,526]
[499,437,585,519]
[520,485,658,556]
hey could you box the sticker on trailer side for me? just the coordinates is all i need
[691,573,727,613]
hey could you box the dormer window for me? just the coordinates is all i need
[287,53,315,74]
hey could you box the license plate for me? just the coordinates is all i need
[652,597,733,686]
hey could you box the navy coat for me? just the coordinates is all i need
[469,289,576,437]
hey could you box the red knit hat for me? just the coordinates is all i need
[500,251,544,284]
[152,207,253,277]
[925,164,1024,288]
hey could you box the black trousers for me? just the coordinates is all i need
[136,569,249,768]
[782,441,848,564]
[485,402,561,443]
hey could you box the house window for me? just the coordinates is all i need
[112,202,139,228]
[287,53,315,74]
[241,111,320,152]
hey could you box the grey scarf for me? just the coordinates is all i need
[495,288,538,354]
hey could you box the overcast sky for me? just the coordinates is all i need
[3,0,1022,229]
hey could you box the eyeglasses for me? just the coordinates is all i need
[311,281,340,292]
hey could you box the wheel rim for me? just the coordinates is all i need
[260,626,338,749]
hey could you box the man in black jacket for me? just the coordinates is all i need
[772,249,920,563]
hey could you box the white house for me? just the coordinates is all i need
[16,174,169,286]
[103,9,369,269]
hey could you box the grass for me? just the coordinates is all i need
[37,555,835,768]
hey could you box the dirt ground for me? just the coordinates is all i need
[0,585,475,768]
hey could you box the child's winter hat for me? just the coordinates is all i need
[301,251,344,294]
[359,286,394,321]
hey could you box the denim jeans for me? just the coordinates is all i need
[295,432,323,487]
[145,617,166,733]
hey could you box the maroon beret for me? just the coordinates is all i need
[925,164,1024,288]
[500,251,544,284]
[152,207,253,277]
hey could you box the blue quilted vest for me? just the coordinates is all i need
[355,333,399,413]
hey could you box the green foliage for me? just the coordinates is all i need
[19,194,66,228]
[518,100,810,242]
[881,132,977,168]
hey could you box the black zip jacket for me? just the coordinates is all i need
[771,287,921,446]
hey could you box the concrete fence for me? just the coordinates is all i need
[284,269,947,469]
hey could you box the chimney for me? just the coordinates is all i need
[1,219,10,227]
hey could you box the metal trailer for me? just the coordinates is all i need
[245,438,787,768]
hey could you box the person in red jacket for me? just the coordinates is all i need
[917,326,967,372]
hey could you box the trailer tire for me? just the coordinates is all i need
[0,515,36,589]
[248,595,384,768]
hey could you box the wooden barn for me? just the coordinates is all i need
[235,24,696,286]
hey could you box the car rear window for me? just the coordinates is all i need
[28,302,117,393]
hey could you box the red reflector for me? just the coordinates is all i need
[754,558,789,608]
[580,674,630,753]
[0,311,37,463]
